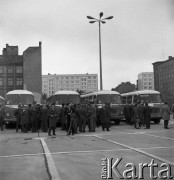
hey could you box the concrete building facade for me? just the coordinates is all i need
[153,56,174,106]
[137,72,154,90]
[42,73,98,97]
[23,42,42,94]
[0,43,42,97]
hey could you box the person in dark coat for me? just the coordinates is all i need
[14,104,22,132]
[171,103,174,120]
[160,102,170,129]
[132,103,140,129]
[73,104,80,134]
[59,104,67,131]
[31,104,38,132]
[137,102,145,127]
[0,105,5,131]
[144,102,152,129]
[67,107,76,135]
[78,104,87,132]
[99,104,110,131]
[48,103,58,136]
[86,102,96,132]
[20,105,28,132]
[27,104,32,131]
[124,103,132,124]
[41,105,48,132]
[65,103,72,132]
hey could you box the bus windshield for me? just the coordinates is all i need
[97,94,122,104]
[138,94,162,103]
[52,95,80,105]
[5,94,34,105]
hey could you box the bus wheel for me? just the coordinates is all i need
[114,120,120,125]
[154,119,161,124]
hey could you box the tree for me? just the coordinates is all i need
[76,89,86,95]
[112,82,136,94]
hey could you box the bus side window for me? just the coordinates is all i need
[122,96,126,104]
[127,95,132,104]
[133,95,138,104]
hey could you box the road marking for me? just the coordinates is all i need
[94,135,174,167]
[38,137,61,180]
[143,133,174,141]
[0,145,174,159]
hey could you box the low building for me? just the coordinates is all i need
[137,72,154,90]
[153,56,174,106]
[42,73,98,97]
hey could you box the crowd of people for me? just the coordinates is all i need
[0,101,174,134]
[124,101,174,129]
[0,102,111,136]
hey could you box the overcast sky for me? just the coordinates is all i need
[0,0,174,90]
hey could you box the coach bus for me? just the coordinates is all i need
[46,90,80,122]
[0,96,5,105]
[121,90,163,124]
[80,90,124,125]
[4,90,34,127]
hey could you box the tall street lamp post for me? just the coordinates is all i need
[87,12,113,90]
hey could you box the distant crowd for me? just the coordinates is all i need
[0,101,174,134]
[124,101,174,129]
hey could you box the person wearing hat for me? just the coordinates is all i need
[48,102,58,136]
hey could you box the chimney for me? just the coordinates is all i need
[168,56,173,60]
[39,41,42,47]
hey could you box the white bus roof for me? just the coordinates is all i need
[6,90,34,95]
[0,96,5,100]
[81,90,120,97]
[53,91,79,95]
[121,90,161,96]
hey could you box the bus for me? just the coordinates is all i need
[80,90,124,125]
[4,90,34,127]
[46,90,81,122]
[121,90,163,124]
[0,96,5,105]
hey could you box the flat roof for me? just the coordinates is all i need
[6,90,34,95]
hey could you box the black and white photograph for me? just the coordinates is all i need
[0,0,174,179]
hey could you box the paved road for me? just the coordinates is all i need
[0,118,174,180]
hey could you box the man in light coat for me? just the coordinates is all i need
[160,102,170,129]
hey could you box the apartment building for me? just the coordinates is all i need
[42,73,98,96]
[137,72,154,90]
[153,56,174,106]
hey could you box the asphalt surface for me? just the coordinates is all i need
[0,117,174,180]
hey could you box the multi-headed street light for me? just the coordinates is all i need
[87,12,113,90]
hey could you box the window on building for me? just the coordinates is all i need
[16,78,23,86]
[8,78,13,86]
[0,78,3,86]
[8,67,13,74]
[16,66,22,74]
[93,76,96,79]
